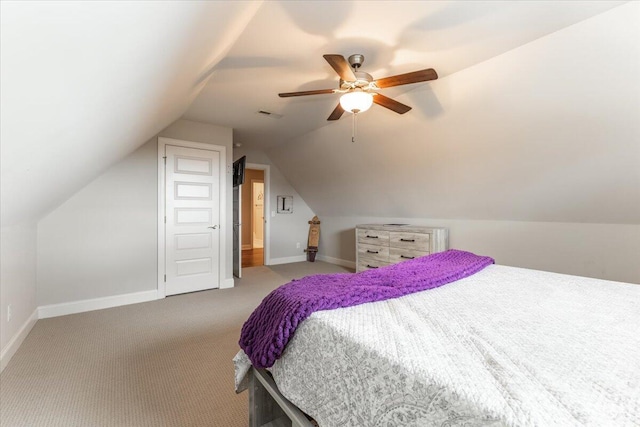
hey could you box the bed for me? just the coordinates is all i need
[234,261,640,427]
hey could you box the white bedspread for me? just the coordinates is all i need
[235,265,640,426]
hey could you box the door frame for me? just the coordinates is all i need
[246,163,271,265]
[233,185,242,278]
[157,137,228,298]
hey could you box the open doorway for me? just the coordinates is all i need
[242,168,265,267]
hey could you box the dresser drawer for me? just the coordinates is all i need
[389,232,429,251]
[358,243,390,262]
[357,229,390,246]
[356,224,448,273]
[357,259,390,271]
[389,248,429,264]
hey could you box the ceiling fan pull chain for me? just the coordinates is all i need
[352,111,357,143]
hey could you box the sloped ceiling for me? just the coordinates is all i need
[0,1,261,227]
[184,0,625,149]
[2,1,636,229]
[266,3,640,225]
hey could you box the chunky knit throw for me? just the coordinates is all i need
[239,249,494,368]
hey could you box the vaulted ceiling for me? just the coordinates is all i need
[1,1,260,227]
[1,1,633,228]
[184,0,625,148]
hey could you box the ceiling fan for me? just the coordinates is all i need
[279,54,438,121]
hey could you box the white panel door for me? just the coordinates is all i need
[165,145,220,296]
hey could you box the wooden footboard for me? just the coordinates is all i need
[249,368,314,427]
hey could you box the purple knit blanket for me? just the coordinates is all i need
[239,249,494,368]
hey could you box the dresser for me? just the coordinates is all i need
[355,224,449,272]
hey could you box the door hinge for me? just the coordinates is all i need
[163,156,167,164]
[164,274,166,282]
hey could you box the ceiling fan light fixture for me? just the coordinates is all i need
[339,91,373,114]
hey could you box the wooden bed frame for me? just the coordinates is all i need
[248,367,314,427]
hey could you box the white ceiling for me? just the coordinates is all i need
[184,0,625,149]
[0,1,260,227]
[267,1,640,225]
[0,1,629,228]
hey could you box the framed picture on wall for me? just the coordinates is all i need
[277,195,293,213]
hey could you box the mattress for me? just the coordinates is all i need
[235,265,640,426]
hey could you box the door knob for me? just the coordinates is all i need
[208,225,218,229]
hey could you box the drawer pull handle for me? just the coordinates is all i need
[366,235,379,239]
[400,238,415,242]
[366,265,379,269]
[400,255,415,259]
[366,250,379,254]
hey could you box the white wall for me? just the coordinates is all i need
[319,216,640,284]
[267,4,640,284]
[37,141,157,306]
[1,0,259,364]
[1,223,38,369]
[37,119,233,308]
[233,148,315,263]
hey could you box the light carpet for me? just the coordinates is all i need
[0,262,351,427]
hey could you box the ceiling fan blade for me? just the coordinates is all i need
[327,103,345,121]
[373,94,412,114]
[323,54,357,82]
[375,68,438,88]
[278,88,336,98]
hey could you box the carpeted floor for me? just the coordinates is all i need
[0,262,351,427]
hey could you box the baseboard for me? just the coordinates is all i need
[267,255,307,265]
[38,289,159,319]
[1,309,38,373]
[220,278,235,289]
[316,255,356,270]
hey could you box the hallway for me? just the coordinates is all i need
[242,248,263,268]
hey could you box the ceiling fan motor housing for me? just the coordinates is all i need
[348,54,365,69]
[340,55,373,90]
